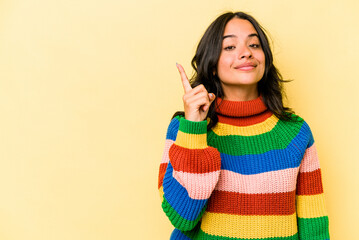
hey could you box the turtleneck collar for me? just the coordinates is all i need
[215,95,268,118]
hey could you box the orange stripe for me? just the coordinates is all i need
[158,163,168,189]
[169,144,221,173]
[296,169,324,195]
[217,110,273,126]
[207,190,296,215]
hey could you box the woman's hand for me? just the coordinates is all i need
[176,63,216,122]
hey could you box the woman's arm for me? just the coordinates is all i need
[158,115,221,231]
[296,124,330,239]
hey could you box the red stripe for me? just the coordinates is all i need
[215,95,267,117]
[169,144,221,173]
[207,190,296,215]
[158,163,168,189]
[296,169,324,195]
[217,110,273,126]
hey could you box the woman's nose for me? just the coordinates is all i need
[238,45,252,59]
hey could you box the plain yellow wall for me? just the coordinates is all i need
[0,0,358,239]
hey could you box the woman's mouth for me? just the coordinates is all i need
[234,62,257,71]
[237,66,255,71]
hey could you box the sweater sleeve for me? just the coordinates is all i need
[296,124,330,240]
[158,115,221,231]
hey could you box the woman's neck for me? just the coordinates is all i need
[221,83,258,101]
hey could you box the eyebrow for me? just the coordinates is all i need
[222,33,259,39]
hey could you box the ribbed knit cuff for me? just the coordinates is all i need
[178,118,207,134]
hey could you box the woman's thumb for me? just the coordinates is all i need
[208,93,216,103]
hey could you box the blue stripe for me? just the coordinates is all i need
[166,117,180,141]
[221,149,300,175]
[170,229,192,240]
[221,121,313,175]
[162,162,207,221]
[293,120,314,149]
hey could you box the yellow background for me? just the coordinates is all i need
[0,0,358,239]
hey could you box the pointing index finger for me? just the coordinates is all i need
[176,63,192,93]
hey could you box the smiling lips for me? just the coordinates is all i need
[234,62,257,71]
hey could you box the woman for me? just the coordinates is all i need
[158,12,330,240]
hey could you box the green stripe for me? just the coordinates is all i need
[297,216,330,240]
[162,196,206,231]
[183,228,300,239]
[207,118,304,155]
[177,116,208,135]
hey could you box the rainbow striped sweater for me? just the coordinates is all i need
[158,95,330,240]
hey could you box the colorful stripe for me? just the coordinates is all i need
[200,212,298,239]
[217,109,273,126]
[169,144,221,173]
[158,139,174,188]
[207,190,296,215]
[161,139,174,164]
[192,228,299,240]
[299,143,321,172]
[173,170,221,200]
[296,169,324,195]
[208,118,310,156]
[158,162,168,189]
[166,116,180,141]
[297,216,330,240]
[212,114,278,136]
[296,193,328,218]
[215,168,299,193]
[178,118,208,134]
[175,131,208,149]
[219,149,302,175]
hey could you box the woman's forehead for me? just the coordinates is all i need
[223,18,258,38]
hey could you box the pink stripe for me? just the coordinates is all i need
[216,168,299,194]
[299,143,321,173]
[161,139,174,164]
[173,170,220,200]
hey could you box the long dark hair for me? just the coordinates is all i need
[173,11,298,129]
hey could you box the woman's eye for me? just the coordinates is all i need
[249,44,261,48]
[224,46,235,50]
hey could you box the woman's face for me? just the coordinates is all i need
[216,18,265,92]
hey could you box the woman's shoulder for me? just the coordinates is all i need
[278,111,306,127]
[164,112,184,141]
[279,111,312,129]
[278,112,315,146]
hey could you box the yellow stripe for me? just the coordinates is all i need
[158,186,164,202]
[175,131,207,149]
[212,114,279,136]
[296,193,328,218]
[201,212,298,238]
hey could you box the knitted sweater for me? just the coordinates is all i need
[158,95,330,240]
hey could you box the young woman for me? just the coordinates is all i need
[158,12,330,240]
